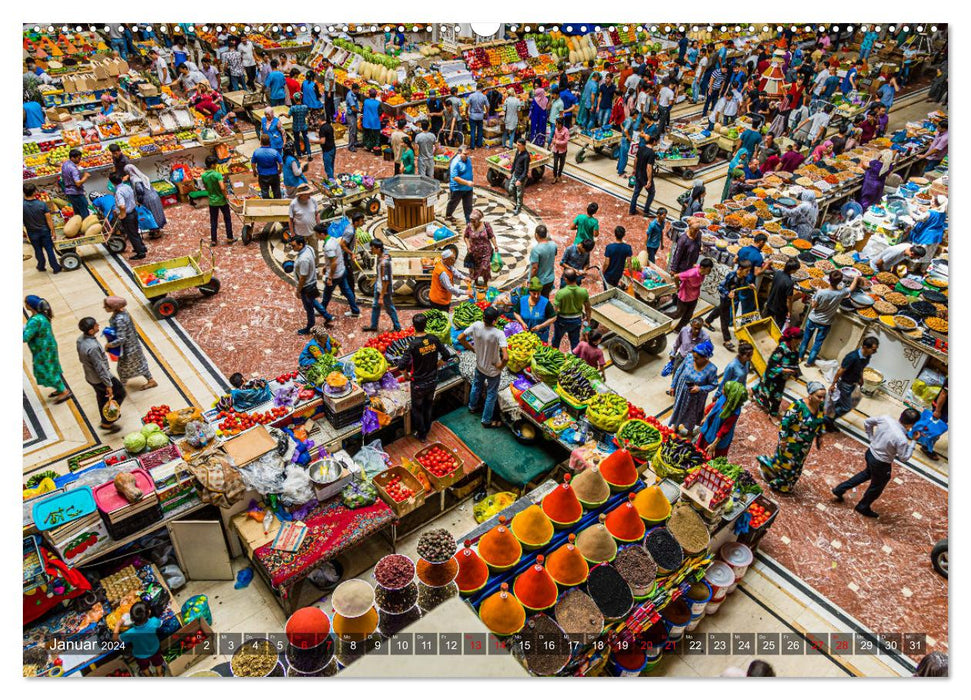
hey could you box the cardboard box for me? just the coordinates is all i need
[44,512,111,566]
[160,618,215,677]
[221,424,277,468]
[85,654,133,678]
[137,83,160,97]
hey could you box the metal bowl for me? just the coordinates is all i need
[849,292,875,308]
[309,458,344,486]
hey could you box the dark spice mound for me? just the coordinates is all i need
[586,564,634,619]
[644,528,684,571]
[614,546,658,589]
[523,614,571,676]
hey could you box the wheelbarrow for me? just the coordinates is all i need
[132,238,220,318]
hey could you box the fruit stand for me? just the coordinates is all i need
[486,143,552,189]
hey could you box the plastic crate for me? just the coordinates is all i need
[736,495,779,553]
[414,442,464,491]
[321,401,365,429]
[373,466,426,517]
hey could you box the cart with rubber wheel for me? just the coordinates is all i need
[52,219,128,271]
[667,126,720,164]
[356,246,456,308]
[132,238,221,319]
[731,286,780,376]
[572,130,622,163]
[230,197,296,245]
[318,181,383,220]
[588,288,674,372]
[485,142,552,189]
[655,149,702,181]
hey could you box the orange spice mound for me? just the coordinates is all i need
[605,493,646,542]
[546,533,589,586]
[479,583,526,636]
[455,540,489,594]
[599,449,637,488]
[572,466,610,506]
[576,514,618,564]
[542,473,583,525]
[633,486,671,521]
[511,505,554,547]
[478,516,523,570]
[513,555,559,610]
[332,607,378,641]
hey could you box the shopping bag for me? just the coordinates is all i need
[910,409,948,443]
[490,251,504,273]
[660,358,675,377]
[102,399,121,422]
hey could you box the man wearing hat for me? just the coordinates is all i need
[428,246,469,311]
[289,184,319,258]
[512,277,556,343]
[426,89,445,136]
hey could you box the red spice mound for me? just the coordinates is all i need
[546,534,589,586]
[513,555,558,611]
[542,473,583,525]
[605,494,647,542]
[455,540,489,594]
[599,448,637,488]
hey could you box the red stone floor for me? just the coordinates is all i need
[727,401,948,658]
[129,143,663,380]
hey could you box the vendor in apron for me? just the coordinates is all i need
[513,277,556,343]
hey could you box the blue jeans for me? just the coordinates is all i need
[616,139,630,174]
[110,38,129,61]
[65,193,89,218]
[702,87,720,116]
[292,129,310,156]
[321,273,360,315]
[370,288,401,331]
[269,97,286,107]
[502,128,516,149]
[321,147,336,179]
[598,107,612,127]
[629,180,655,215]
[469,119,484,148]
[27,229,61,272]
[469,369,502,424]
[300,285,332,329]
[799,319,831,364]
[552,316,583,351]
[229,74,246,92]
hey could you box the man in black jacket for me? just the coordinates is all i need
[398,313,446,443]
[509,138,531,215]
[628,134,657,216]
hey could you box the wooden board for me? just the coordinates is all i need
[241,198,293,219]
[220,424,277,468]
[167,520,234,581]
[595,299,659,337]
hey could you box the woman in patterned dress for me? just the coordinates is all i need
[669,339,719,434]
[757,382,828,493]
[463,209,498,286]
[103,296,157,390]
[23,295,71,403]
[751,327,803,416]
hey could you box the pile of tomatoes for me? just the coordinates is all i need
[626,402,646,420]
[274,371,300,384]
[365,328,414,354]
[417,446,458,478]
[382,475,415,503]
[216,407,288,434]
[142,405,171,428]
[642,414,675,439]
[746,501,773,529]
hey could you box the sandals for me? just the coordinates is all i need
[724,341,736,351]
[482,421,503,429]
[53,392,72,404]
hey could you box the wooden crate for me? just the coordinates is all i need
[414,442,465,491]
[160,618,216,676]
[373,466,427,517]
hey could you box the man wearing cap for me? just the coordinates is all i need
[426,89,445,136]
[363,239,401,332]
[428,247,468,311]
[292,236,332,333]
[512,277,556,343]
[289,184,319,257]
[445,147,474,224]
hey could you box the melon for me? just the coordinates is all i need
[569,50,579,65]
[86,223,103,238]
[80,214,100,233]
[63,215,83,239]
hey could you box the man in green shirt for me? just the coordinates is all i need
[552,268,592,351]
[571,202,600,246]
[529,224,558,297]
[202,155,235,245]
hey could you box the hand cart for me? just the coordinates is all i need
[668,124,721,163]
[571,129,622,163]
[588,287,674,371]
[132,238,221,318]
[230,197,295,245]
[356,245,458,307]
[485,142,552,189]
[627,260,676,306]
[731,285,781,376]
[318,179,383,219]
[52,218,127,271]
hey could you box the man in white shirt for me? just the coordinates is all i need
[812,64,831,97]
[239,37,257,90]
[871,243,926,273]
[288,184,319,256]
[693,51,709,102]
[624,70,641,97]
[833,409,921,518]
[149,49,171,85]
[319,223,361,319]
[656,78,676,134]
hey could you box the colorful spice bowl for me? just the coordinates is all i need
[477,516,523,572]
[541,473,583,528]
[511,505,555,550]
[604,494,647,543]
[633,485,672,524]
[546,533,590,588]
[599,448,639,492]
[576,515,618,565]
[454,540,490,595]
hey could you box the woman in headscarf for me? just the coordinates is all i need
[697,380,747,457]
[782,190,819,240]
[528,86,549,145]
[23,295,72,403]
[261,106,287,151]
[757,381,827,492]
[682,180,706,218]
[752,327,803,416]
[909,195,947,264]
[721,149,750,202]
[810,139,834,163]
[463,209,498,286]
[298,325,342,368]
[123,163,167,238]
[669,339,719,435]
[103,296,157,390]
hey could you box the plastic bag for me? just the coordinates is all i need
[237,451,287,494]
[279,464,314,507]
[184,419,216,449]
[160,564,186,590]
[353,440,390,478]
[341,475,378,509]
[660,359,675,377]
[472,491,517,523]
[491,251,504,273]
[102,399,121,422]
[910,409,948,443]
[166,407,203,435]
[361,407,380,435]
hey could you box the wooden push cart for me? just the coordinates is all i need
[230,198,294,245]
[654,150,702,181]
[627,258,676,306]
[667,125,721,164]
[356,245,458,307]
[318,182,383,219]
[485,142,552,189]
[387,219,461,253]
[731,286,781,376]
[572,130,622,163]
[588,288,674,371]
[132,238,220,318]
[53,220,128,271]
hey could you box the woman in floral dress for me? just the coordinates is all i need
[758,382,828,492]
[751,327,803,416]
[697,380,747,458]
[23,295,71,403]
[103,296,157,390]
[669,339,719,434]
[463,209,498,286]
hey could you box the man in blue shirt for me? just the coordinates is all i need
[345,84,361,151]
[560,86,577,129]
[703,258,754,349]
[250,134,283,199]
[841,60,861,95]
[737,126,762,159]
[109,172,148,259]
[263,59,287,106]
[466,89,488,149]
[716,342,753,398]
[603,226,633,287]
[735,233,768,313]
[23,100,45,131]
[362,88,383,154]
[444,147,474,224]
[645,207,668,264]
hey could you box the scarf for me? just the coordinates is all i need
[533,88,548,111]
[720,381,748,419]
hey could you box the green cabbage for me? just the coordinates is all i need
[142,422,162,436]
[146,432,170,450]
[124,432,147,453]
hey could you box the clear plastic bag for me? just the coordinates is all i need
[237,452,287,494]
[184,420,216,449]
[352,440,390,478]
[279,464,315,506]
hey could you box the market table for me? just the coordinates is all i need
[233,497,396,615]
